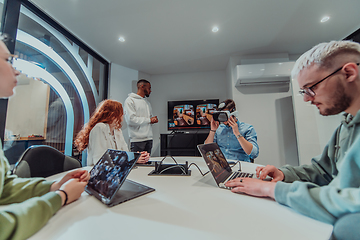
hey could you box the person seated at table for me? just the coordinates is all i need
[0,35,90,240]
[225,40,360,240]
[205,99,259,162]
[74,99,150,165]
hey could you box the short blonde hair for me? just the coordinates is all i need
[291,40,360,79]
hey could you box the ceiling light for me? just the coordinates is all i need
[321,16,330,23]
[118,37,125,42]
[212,26,219,33]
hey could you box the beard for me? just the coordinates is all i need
[144,90,150,98]
[320,82,352,116]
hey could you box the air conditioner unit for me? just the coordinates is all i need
[236,62,295,86]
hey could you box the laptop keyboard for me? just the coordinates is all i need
[223,172,254,190]
[229,171,253,181]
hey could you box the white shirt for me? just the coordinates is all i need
[124,93,153,142]
[86,122,128,165]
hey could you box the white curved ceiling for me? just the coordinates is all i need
[29,0,360,75]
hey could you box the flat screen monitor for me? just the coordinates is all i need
[167,99,219,131]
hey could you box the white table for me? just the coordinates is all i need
[30,157,333,240]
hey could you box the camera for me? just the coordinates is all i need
[212,111,238,123]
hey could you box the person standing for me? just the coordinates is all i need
[124,79,158,154]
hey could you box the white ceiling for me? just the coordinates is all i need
[29,0,360,75]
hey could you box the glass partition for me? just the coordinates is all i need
[3,4,108,165]
[0,1,3,29]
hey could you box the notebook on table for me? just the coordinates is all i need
[197,143,255,189]
[85,149,155,207]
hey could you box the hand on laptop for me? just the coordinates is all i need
[225,178,276,199]
[57,178,88,206]
[137,151,150,164]
[256,165,284,182]
[50,169,90,191]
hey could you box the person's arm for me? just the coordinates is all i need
[148,102,158,124]
[273,135,360,224]
[227,132,360,225]
[275,124,344,185]
[0,165,89,240]
[205,118,219,144]
[124,98,151,126]
[228,117,258,156]
[0,191,62,240]
[0,177,88,240]
[225,174,360,224]
[50,169,90,191]
[0,166,62,240]
[137,151,150,163]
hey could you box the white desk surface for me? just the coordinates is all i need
[30,157,333,240]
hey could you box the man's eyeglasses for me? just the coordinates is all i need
[6,54,17,65]
[299,62,360,97]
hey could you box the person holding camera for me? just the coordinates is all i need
[205,99,259,162]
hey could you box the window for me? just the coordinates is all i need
[2,2,109,166]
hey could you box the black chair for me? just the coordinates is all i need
[13,145,81,178]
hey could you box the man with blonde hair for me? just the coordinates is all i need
[226,40,360,240]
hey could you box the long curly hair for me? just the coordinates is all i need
[74,99,124,152]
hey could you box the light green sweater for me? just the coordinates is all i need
[275,110,360,224]
[0,141,62,240]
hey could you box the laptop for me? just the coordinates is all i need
[85,149,155,207]
[197,143,254,189]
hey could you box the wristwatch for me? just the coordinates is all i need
[236,134,242,139]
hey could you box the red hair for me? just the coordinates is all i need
[74,99,123,152]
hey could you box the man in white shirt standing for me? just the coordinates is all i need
[124,79,158,154]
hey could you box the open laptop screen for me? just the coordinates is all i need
[198,143,232,184]
[86,149,140,204]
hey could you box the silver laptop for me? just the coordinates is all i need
[197,143,254,189]
[85,149,155,207]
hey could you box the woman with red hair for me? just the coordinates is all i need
[75,99,149,165]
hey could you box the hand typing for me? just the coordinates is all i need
[256,165,284,182]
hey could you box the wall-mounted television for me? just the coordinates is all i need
[168,99,219,131]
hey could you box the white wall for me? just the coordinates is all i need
[109,63,139,146]
[108,55,343,168]
[109,62,299,167]
[228,56,299,167]
[149,71,228,156]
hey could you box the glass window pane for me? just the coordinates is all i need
[4,4,108,165]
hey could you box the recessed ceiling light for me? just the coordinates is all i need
[118,37,125,42]
[321,16,330,23]
[212,26,219,33]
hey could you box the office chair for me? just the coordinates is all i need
[13,145,81,178]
